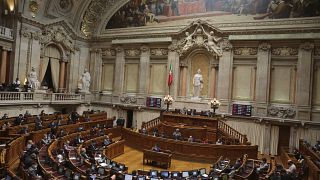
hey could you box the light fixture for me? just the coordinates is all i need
[163,95,173,111]
[208,98,220,116]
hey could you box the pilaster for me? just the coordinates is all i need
[296,42,314,120]
[89,48,103,92]
[217,40,233,113]
[114,47,125,95]
[255,42,271,116]
[138,45,150,94]
[168,43,180,98]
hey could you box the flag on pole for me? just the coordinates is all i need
[168,64,173,86]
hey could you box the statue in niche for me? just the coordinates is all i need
[193,69,203,99]
[28,67,40,90]
[80,68,91,93]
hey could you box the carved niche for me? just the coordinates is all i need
[175,20,224,56]
[267,105,296,119]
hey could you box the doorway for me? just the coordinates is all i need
[126,110,133,128]
[278,125,291,152]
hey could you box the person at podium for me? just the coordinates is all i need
[152,144,161,152]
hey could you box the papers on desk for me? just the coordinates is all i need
[100,163,108,167]
[69,157,76,160]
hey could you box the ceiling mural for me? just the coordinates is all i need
[105,0,320,29]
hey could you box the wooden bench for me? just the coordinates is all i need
[143,149,172,169]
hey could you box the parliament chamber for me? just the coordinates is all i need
[1,0,320,179]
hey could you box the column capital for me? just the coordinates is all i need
[221,40,233,52]
[140,45,150,52]
[168,43,178,52]
[300,42,314,51]
[115,46,124,53]
[258,42,271,51]
[2,46,12,51]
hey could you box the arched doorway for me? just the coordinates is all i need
[40,45,63,92]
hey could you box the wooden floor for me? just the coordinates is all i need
[112,146,212,173]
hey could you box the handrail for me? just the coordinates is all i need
[218,120,248,144]
[141,116,161,130]
[0,26,13,39]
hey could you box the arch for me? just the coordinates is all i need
[182,49,218,98]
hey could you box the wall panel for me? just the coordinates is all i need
[232,65,255,100]
[149,64,166,95]
[102,64,114,91]
[124,64,139,92]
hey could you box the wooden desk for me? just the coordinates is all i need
[122,128,257,162]
[143,149,172,169]
[162,113,218,128]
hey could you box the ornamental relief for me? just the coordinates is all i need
[271,47,298,56]
[125,49,140,57]
[233,47,257,56]
[40,26,74,52]
[175,21,223,56]
[120,96,137,104]
[150,48,168,56]
[268,106,296,119]
[102,48,116,57]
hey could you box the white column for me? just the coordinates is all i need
[0,48,9,83]
[138,45,150,94]
[296,42,314,120]
[255,43,271,116]
[89,48,103,92]
[217,40,233,113]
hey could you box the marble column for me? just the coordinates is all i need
[114,47,125,95]
[217,40,233,113]
[180,64,187,97]
[296,42,314,120]
[255,43,271,116]
[59,60,66,91]
[209,65,217,98]
[168,44,180,98]
[138,45,150,94]
[0,48,8,83]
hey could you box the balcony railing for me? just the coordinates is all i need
[0,26,13,40]
[0,92,82,104]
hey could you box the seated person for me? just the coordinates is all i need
[226,158,243,176]
[286,160,297,177]
[75,134,84,144]
[103,136,111,146]
[80,148,90,159]
[27,163,41,178]
[152,144,161,152]
[314,140,320,151]
[15,114,25,125]
[34,115,42,130]
[20,126,29,135]
[39,110,46,116]
[41,133,51,145]
[173,128,182,140]
[256,158,269,174]
[84,114,91,122]
[1,113,8,120]
[57,153,65,164]
[141,127,147,134]
[216,138,223,145]
[1,121,11,130]
[188,136,194,142]
[24,110,31,118]
[63,140,74,151]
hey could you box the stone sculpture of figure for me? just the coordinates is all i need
[201,26,222,56]
[193,69,203,98]
[28,67,40,90]
[182,31,195,51]
[81,68,91,93]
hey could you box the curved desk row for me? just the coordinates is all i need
[121,128,258,162]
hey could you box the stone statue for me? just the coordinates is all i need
[28,67,40,90]
[201,26,222,56]
[182,31,196,51]
[81,68,91,93]
[193,69,203,98]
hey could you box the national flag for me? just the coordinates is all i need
[168,64,173,86]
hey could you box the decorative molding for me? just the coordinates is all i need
[221,39,233,52]
[150,48,168,56]
[125,49,140,57]
[168,43,178,52]
[175,21,223,56]
[115,46,123,53]
[300,42,314,51]
[258,43,271,51]
[271,47,298,56]
[140,45,150,52]
[233,47,257,56]
[102,48,116,57]
[120,96,137,104]
[40,25,74,53]
[268,105,296,119]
